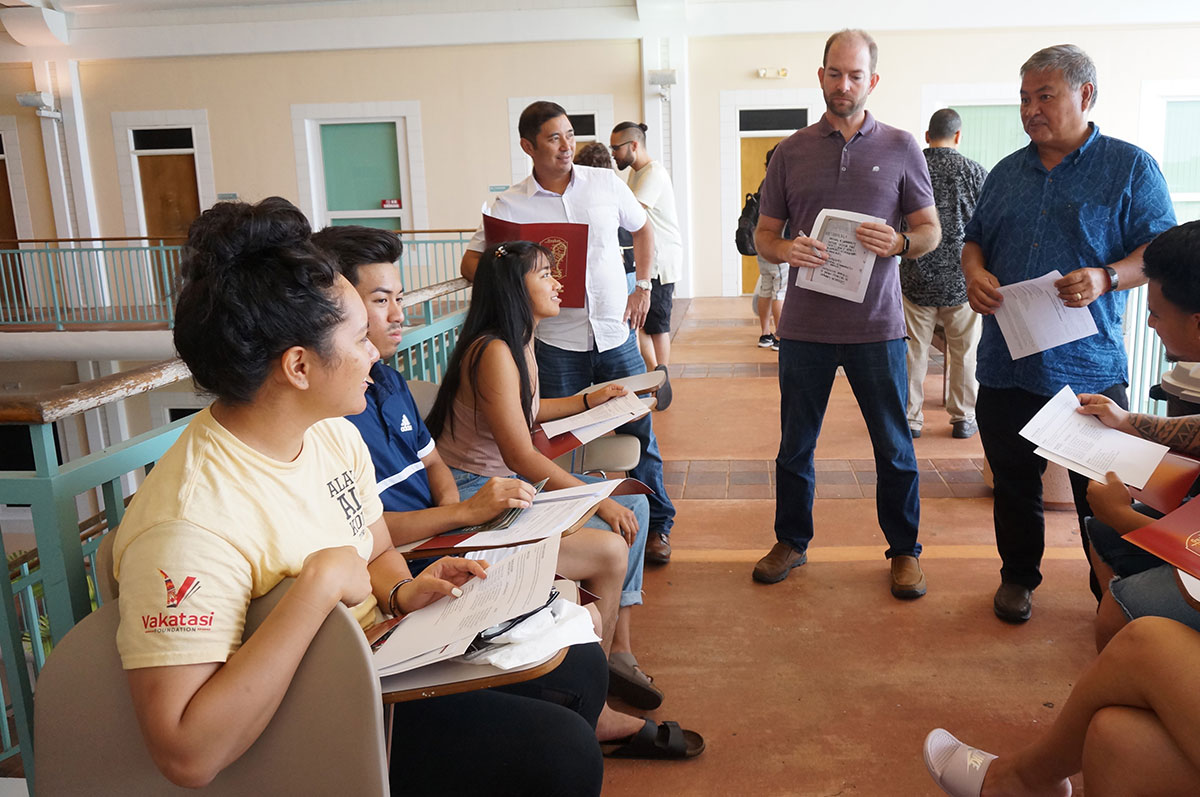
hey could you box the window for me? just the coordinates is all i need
[951,105,1027,171]
[1163,100,1200,222]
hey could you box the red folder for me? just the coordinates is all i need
[531,425,584,460]
[1123,498,1200,580]
[482,215,589,308]
[1128,451,1200,514]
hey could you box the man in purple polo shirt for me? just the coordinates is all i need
[751,29,941,599]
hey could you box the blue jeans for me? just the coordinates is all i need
[449,468,648,607]
[775,338,921,558]
[535,331,675,538]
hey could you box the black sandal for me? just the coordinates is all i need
[602,719,705,759]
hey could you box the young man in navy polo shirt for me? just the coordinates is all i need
[312,225,534,543]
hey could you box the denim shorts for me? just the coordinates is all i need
[1087,510,1200,630]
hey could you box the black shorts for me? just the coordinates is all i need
[643,278,675,335]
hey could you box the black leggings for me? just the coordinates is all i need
[388,642,606,796]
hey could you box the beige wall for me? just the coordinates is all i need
[0,63,57,239]
[689,25,1200,296]
[78,39,644,235]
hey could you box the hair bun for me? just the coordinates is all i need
[639,123,648,132]
[183,196,312,281]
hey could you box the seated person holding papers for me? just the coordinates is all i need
[924,221,1200,796]
[113,199,606,794]
[1074,221,1200,650]
[429,241,704,758]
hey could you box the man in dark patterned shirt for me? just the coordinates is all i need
[900,108,988,440]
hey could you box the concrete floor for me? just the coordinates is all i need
[602,298,1096,796]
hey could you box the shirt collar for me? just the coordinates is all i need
[1023,122,1101,172]
[526,166,576,197]
[816,110,876,140]
[367,361,395,399]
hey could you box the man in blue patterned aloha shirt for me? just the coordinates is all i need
[963,44,1176,624]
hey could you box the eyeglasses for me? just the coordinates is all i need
[610,141,634,154]
[471,587,561,649]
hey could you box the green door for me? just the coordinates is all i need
[320,122,409,231]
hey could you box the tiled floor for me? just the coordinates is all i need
[663,457,990,500]
[604,297,1097,796]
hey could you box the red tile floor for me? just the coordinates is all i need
[602,298,1098,795]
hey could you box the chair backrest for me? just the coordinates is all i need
[407,379,440,420]
[95,530,119,602]
[33,579,389,796]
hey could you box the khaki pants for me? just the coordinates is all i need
[902,297,981,430]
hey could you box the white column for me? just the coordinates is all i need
[639,34,693,298]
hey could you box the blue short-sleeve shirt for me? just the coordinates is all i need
[346,362,435,513]
[965,124,1176,395]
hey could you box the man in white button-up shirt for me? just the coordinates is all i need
[461,100,677,566]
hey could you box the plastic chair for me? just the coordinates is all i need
[33,578,389,796]
[553,372,664,476]
[407,378,440,420]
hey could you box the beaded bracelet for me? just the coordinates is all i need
[387,578,414,617]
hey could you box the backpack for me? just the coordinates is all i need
[735,192,759,256]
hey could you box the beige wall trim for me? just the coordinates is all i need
[0,114,35,240]
[111,109,215,237]
[290,101,429,231]
[718,87,824,296]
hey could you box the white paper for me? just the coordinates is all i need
[794,208,884,303]
[374,534,560,674]
[451,494,603,548]
[1019,385,1168,489]
[540,392,647,439]
[993,271,1099,359]
[1181,570,1200,603]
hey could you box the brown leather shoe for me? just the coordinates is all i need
[993,582,1032,623]
[752,542,807,584]
[890,555,927,599]
[645,532,671,565]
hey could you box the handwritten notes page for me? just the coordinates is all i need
[1019,385,1168,489]
[794,208,884,304]
[993,271,1099,360]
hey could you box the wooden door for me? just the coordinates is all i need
[138,153,200,239]
[739,136,784,293]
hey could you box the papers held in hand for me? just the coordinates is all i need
[992,271,1098,360]
[374,534,562,677]
[793,208,883,304]
[1019,385,1168,489]
[458,478,550,535]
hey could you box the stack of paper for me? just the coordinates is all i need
[1019,385,1168,489]
[374,534,561,677]
[540,392,650,443]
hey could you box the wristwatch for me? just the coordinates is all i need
[897,233,910,256]
[635,279,652,291]
[1102,265,1119,292]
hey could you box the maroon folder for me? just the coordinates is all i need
[482,215,589,308]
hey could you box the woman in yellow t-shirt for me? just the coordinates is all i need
[113,197,605,793]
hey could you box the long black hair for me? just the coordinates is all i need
[173,196,345,404]
[426,241,551,439]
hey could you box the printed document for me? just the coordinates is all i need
[540,392,649,440]
[794,208,883,304]
[375,534,561,676]
[1019,385,1167,489]
[993,271,1099,359]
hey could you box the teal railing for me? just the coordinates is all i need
[0,230,473,330]
[0,277,469,789]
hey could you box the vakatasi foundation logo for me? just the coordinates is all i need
[141,570,214,633]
